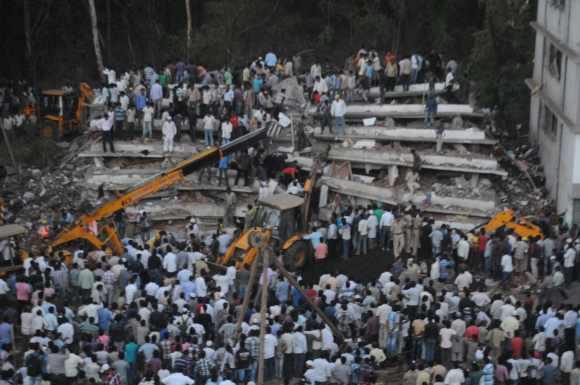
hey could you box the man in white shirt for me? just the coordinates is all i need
[379,209,394,251]
[142,103,154,138]
[454,270,473,292]
[101,111,115,153]
[162,246,178,276]
[221,119,233,144]
[456,235,470,263]
[501,252,514,287]
[355,215,368,256]
[264,328,278,380]
[330,94,346,137]
[162,116,177,153]
[563,245,576,284]
[203,114,215,146]
[367,211,378,250]
[149,80,163,117]
[161,371,194,385]
[293,327,308,376]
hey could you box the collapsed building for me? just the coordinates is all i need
[1,74,549,246]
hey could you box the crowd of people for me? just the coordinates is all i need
[2,47,579,385]
[0,200,579,385]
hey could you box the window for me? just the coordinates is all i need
[550,0,565,10]
[548,43,563,80]
[542,105,558,137]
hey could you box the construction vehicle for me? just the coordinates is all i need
[40,83,94,140]
[482,209,543,239]
[51,129,268,255]
[0,224,28,276]
[219,160,321,271]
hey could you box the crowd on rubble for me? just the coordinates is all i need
[84,47,459,155]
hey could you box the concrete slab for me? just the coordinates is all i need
[85,168,256,193]
[325,147,507,176]
[125,201,250,222]
[361,82,460,99]
[313,126,497,145]
[320,176,495,216]
[78,141,200,159]
[307,104,482,120]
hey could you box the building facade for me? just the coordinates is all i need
[528,0,580,224]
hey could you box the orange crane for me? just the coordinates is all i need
[52,129,267,255]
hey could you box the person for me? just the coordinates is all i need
[318,95,332,135]
[399,55,412,91]
[101,112,115,153]
[203,113,215,147]
[218,156,230,188]
[330,94,346,137]
[162,116,177,153]
[392,215,405,259]
[150,80,163,118]
[224,188,237,227]
[114,103,126,139]
[501,252,513,287]
[221,119,233,144]
[425,82,438,128]
[142,103,154,139]
[445,68,456,102]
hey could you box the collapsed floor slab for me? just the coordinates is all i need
[320,176,494,218]
[313,126,496,145]
[357,82,459,100]
[307,104,482,120]
[325,147,507,176]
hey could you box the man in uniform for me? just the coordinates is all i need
[392,215,405,260]
[411,210,423,257]
[403,208,414,255]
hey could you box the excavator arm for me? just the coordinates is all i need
[52,129,267,255]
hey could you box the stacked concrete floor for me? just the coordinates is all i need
[77,79,505,235]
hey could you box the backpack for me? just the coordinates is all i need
[26,353,43,377]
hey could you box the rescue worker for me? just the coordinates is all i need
[162,115,177,153]
[392,215,405,260]
[403,208,413,254]
[411,211,423,257]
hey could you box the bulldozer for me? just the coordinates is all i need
[482,209,543,239]
[220,193,310,271]
[219,160,321,271]
[39,83,94,140]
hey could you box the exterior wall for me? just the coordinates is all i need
[536,115,560,200]
[529,0,580,223]
[558,124,575,223]
[572,1,580,50]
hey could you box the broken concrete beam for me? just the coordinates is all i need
[78,141,200,159]
[125,201,249,222]
[320,176,494,218]
[307,104,481,120]
[314,126,497,145]
[326,147,507,176]
[361,82,460,99]
[85,168,256,193]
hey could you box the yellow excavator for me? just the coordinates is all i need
[51,129,268,255]
[482,209,543,239]
[219,159,321,271]
[40,83,94,140]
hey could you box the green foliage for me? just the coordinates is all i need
[469,0,535,131]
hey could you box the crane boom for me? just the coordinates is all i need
[52,128,267,253]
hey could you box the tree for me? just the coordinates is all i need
[185,0,192,61]
[469,0,535,132]
[87,0,105,81]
